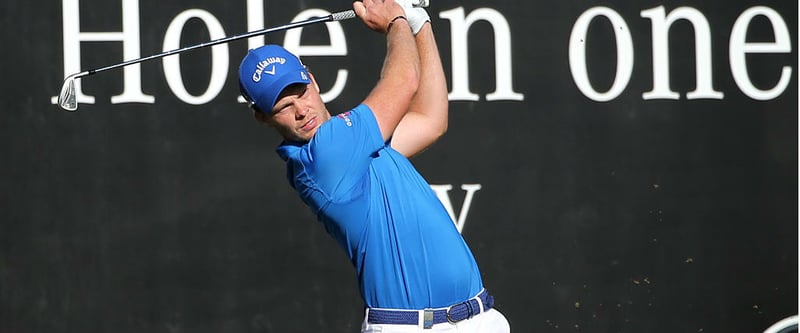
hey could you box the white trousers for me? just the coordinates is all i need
[360,308,510,333]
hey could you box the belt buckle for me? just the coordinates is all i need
[423,309,434,329]
[445,300,473,324]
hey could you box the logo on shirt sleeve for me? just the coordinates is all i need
[337,111,353,127]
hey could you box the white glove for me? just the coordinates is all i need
[396,0,430,35]
[412,0,429,7]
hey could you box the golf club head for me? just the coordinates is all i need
[58,74,79,111]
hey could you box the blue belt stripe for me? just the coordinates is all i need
[367,290,494,326]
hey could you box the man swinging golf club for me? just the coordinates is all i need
[238,0,510,332]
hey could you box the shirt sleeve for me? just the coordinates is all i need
[304,104,385,201]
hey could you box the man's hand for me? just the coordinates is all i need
[396,0,430,35]
[353,0,408,34]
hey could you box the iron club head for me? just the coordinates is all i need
[54,5,381,112]
[57,73,84,111]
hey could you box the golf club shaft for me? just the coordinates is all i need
[58,1,429,111]
[78,10,355,79]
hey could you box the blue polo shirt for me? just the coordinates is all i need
[276,104,483,309]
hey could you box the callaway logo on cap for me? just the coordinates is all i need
[238,45,311,113]
[252,57,286,82]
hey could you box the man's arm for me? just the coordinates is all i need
[353,0,421,141]
[390,22,449,158]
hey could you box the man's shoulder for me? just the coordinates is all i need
[332,104,374,126]
[276,140,305,161]
[314,104,381,144]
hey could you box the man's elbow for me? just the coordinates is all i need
[430,112,448,141]
[437,119,448,138]
[406,67,421,98]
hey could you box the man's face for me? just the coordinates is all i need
[259,77,330,142]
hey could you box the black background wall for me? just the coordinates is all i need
[1,0,797,332]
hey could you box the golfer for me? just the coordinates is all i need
[238,0,510,332]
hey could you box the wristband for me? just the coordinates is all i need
[386,15,408,34]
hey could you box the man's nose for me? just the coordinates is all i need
[295,105,308,118]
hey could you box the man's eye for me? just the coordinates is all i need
[273,105,289,114]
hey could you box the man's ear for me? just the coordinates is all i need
[253,110,270,126]
[309,72,321,93]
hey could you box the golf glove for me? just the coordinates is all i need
[396,0,430,35]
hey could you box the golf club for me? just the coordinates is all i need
[57,0,430,111]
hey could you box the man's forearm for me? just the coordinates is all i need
[358,9,421,141]
[381,18,421,88]
[410,23,448,134]
[388,22,449,157]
